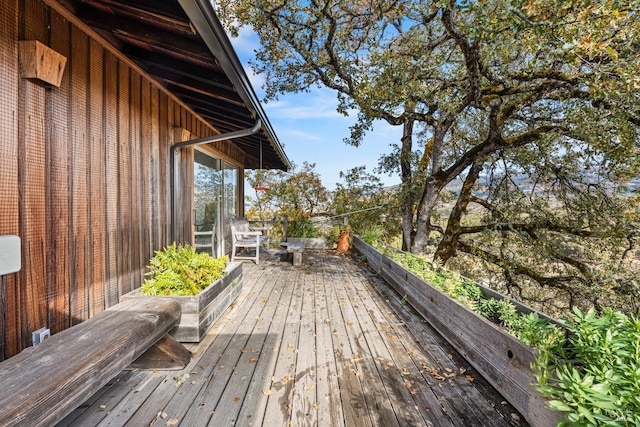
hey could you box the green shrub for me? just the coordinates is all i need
[141,243,228,296]
[534,308,640,426]
[360,226,384,245]
[287,220,321,238]
[328,223,352,244]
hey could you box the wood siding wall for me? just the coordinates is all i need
[0,0,235,358]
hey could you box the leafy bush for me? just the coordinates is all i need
[359,225,385,245]
[287,219,321,238]
[141,243,228,296]
[327,223,352,244]
[534,308,640,426]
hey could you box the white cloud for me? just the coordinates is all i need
[280,128,324,142]
[264,90,356,120]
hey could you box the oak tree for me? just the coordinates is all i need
[221,0,640,313]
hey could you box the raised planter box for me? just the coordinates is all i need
[353,236,562,427]
[122,262,243,342]
[286,237,335,249]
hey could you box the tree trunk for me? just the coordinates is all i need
[400,118,415,251]
[411,126,447,253]
[435,161,482,264]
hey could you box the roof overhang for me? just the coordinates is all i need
[45,0,290,171]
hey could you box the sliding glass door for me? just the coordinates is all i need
[193,150,240,257]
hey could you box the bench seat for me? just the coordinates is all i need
[0,297,189,426]
[281,242,304,266]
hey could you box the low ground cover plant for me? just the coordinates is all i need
[141,243,228,296]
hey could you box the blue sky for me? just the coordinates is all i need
[229,28,402,190]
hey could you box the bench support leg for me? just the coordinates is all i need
[129,334,192,370]
[292,251,302,266]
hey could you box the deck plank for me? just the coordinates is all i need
[313,261,346,427]
[234,267,295,425]
[56,250,524,427]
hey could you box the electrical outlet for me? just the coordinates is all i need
[32,327,50,346]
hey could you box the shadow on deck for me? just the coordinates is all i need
[57,249,527,427]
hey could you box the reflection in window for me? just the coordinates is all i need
[222,162,238,255]
[194,150,221,255]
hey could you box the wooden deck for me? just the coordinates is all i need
[57,250,526,427]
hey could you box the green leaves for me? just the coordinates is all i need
[140,243,228,296]
[223,0,640,317]
[382,244,561,349]
[534,308,640,425]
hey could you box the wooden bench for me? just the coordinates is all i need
[230,217,270,264]
[281,242,304,266]
[0,297,191,426]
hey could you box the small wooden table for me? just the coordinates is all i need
[281,242,304,266]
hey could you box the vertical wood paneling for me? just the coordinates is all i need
[140,80,151,265]
[69,26,89,325]
[158,92,169,246]
[117,61,131,295]
[88,38,105,317]
[19,81,47,345]
[0,0,19,359]
[173,128,194,245]
[47,10,71,333]
[3,1,250,357]
[150,87,160,254]
[129,72,142,289]
[104,52,119,308]
[19,0,48,349]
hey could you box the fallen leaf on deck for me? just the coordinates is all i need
[263,389,272,395]
[271,376,279,383]
[466,375,475,382]
[166,419,179,426]
[312,403,318,410]
[234,397,240,402]
[304,385,314,391]
[430,369,446,381]
[249,357,259,363]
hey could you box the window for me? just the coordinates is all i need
[193,150,241,257]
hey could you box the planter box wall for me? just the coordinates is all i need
[354,236,561,427]
[286,237,335,249]
[122,262,243,342]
